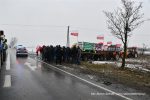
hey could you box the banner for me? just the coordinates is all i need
[107,41,112,45]
[116,44,122,47]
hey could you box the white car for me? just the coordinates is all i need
[16,45,28,57]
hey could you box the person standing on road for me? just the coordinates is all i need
[55,45,62,65]
[41,45,46,60]
[50,45,54,63]
[66,47,71,63]
[71,45,77,64]
[76,46,81,65]
[3,39,8,62]
[62,46,66,63]
[46,46,50,62]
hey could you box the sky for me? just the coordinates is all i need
[0,0,150,48]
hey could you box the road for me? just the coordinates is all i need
[0,49,148,100]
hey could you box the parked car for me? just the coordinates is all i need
[16,45,28,57]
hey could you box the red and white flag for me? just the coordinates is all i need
[116,44,122,47]
[71,32,78,36]
[97,35,104,40]
[107,41,112,45]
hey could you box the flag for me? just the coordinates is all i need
[107,41,112,45]
[71,32,78,36]
[97,35,104,40]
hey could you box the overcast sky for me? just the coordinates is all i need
[0,0,150,48]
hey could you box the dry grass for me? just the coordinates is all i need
[81,61,150,89]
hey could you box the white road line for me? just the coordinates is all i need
[3,75,11,88]
[30,57,133,100]
[24,62,37,71]
[6,53,10,70]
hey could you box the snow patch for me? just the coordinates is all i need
[93,61,115,64]
[92,61,150,72]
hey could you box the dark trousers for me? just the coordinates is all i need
[56,57,62,65]
[3,50,6,62]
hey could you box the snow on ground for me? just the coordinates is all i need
[92,60,150,72]
[123,59,147,63]
[116,63,150,72]
[144,51,150,55]
[93,61,115,64]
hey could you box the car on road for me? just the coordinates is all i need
[16,45,28,57]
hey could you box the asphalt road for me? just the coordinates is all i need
[0,49,148,100]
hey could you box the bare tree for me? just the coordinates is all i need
[104,0,145,69]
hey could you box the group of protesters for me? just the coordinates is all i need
[36,45,82,65]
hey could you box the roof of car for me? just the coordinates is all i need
[16,45,26,49]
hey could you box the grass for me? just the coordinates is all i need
[81,61,150,91]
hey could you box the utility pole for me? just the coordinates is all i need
[66,26,70,47]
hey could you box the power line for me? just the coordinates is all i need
[0,24,103,32]
[0,24,117,36]
[0,24,67,28]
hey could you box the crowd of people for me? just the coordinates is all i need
[36,45,82,65]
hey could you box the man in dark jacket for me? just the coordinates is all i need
[76,46,81,65]
[41,45,46,60]
[71,45,77,64]
[55,45,62,65]
[50,45,54,62]
[62,46,66,63]
[66,47,71,63]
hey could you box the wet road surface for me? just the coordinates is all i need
[0,49,148,100]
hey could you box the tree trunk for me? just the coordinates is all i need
[121,29,128,69]
[121,43,127,69]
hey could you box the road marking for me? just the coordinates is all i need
[30,57,133,100]
[3,75,11,87]
[6,53,10,70]
[24,62,37,71]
